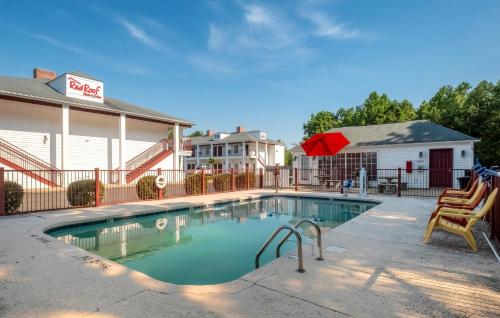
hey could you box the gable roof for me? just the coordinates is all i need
[190,132,284,145]
[0,75,192,126]
[291,120,478,153]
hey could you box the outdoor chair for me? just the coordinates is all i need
[441,179,478,198]
[423,188,498,252]
[341,179,353,196]
[438,181,485,207]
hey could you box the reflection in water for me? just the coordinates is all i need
[50,196,376,285]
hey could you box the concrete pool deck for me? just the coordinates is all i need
[0,190,499,317]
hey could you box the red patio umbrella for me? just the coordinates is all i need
[301,132,350,156]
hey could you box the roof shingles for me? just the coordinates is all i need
[0,75,192,126]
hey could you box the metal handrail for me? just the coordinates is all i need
[255,225,305,272]
[276,219,323,261]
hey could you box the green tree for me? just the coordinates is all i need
[417,81,500,166]
[284,148,293,166]
[302,111,338,138]
[206,157,219,169]
[188,130,204,137]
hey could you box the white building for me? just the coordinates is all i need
[291,120,478,188]
[0,68,192,186]
[185,127,285,171]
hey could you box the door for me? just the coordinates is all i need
[429,149,453,187]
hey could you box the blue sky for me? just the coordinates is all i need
[1,0,499,146]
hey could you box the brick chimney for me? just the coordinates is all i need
[236,126,245,133]
[33,68,56,80]
[206,130,214,137]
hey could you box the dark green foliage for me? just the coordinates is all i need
[66,179,104,207]
[213,173,231,192]
[184,173,206,195]
[4,181,23,213]
[136,175,164,200]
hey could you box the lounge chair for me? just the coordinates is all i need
[440,179,478,198]
[438,181,485,207]
[423,188,498,251]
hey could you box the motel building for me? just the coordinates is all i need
[0,68,193,187]
[291,120,478,190]
[185,127,285,171]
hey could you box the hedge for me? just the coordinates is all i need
[136,175,165,200]
[66,179,104,207]
[4,181,23,213]
[236,171,255,190]
[213,173,231,192]
[184,173,207,195]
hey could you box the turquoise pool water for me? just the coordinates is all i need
[47,196,377,285]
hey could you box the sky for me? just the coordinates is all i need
[1,0,499,146]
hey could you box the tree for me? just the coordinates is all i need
[188,130,204,137]
[302,111,337,139]
[418,81,500,166]
[207,157,219,169]
[284,148,293,166]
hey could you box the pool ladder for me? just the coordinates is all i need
[255,219,324,273]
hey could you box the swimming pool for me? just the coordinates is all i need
[47,196,377,285]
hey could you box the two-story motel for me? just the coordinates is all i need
[0,68,192,186]
[185,127,285,171]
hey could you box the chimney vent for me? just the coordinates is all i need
[33,68,56,80]
[236,126,245,133]
[206,130,214,137]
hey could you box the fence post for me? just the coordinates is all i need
[275,164,279,193]
[231,168,235,192]
[397,167,402,197]
[0,168,5,215]
[259,168,264,189]
[201,169,206,195]
[294,168,298,191]
[95,168,101,207]
[246,166,250,190]
[157,168,163,200]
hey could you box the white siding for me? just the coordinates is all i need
[0,99,62,168]
[125,117,170,163]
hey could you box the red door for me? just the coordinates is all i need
[429,149,453,187]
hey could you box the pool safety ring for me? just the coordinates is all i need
[155,175,167,189]
[156,218,168,230]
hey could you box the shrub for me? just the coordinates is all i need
[213,173,231,192]
[236,171,255,190]
[4,181,23,213]
[136,175,165,200]
[66,179,104,207]
[184,173,206,195]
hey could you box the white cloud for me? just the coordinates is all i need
[189,55,236,74]
[116,17,163,49]
[300,11,365,40]
[20,30,152,76]
[208,24,225,51]
[244,4,275,27]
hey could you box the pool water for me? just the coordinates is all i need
[47,196,377,285]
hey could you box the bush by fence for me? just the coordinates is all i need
[213,173,231,192]
[4,181,23,213]
[184,173,206,195]
[67,179,104,207]
[236,171,255,190]
[136,175,164,200]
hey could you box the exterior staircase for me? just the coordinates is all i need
[0,138,61,187]
[119,138,174,183]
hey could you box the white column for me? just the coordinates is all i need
[242,142,246,167]
[119,113,126,170]
[265,143,269,165]
[61,104,69,170]
[196,145,200,166]
[174,123,180,169]
[225,142,229,169]
[256,141,259,167]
